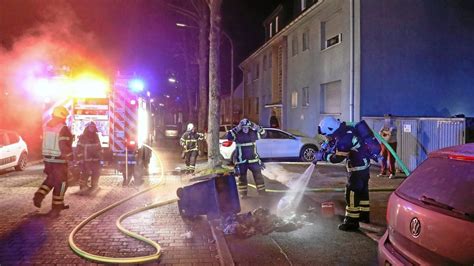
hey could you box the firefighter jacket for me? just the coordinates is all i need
[76,131,102,162]
[42,118,73,163]
[227,126,265,164]
[180,131,204,152]
[322,122,371,172]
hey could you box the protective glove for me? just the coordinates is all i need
[251,123,259,131]
[260,161,265,170]
[234,165,241,176]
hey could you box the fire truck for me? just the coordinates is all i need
[38,71,151,185]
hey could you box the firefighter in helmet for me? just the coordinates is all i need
[77,121,102,194]
[33,106,73,217]
[227,118,266,198]
[180,123,204,174]
[314,116,372,231]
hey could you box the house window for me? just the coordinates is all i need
[321,12,342,50]
[291,91,298,108]
[263,55,267,71]
[302,87,309,107]
[256,97,259,114]
[302,30,309,51]
[325,34,341,49]
[292,36,298,56]
[320,81,341,114]
[276,16,279,33]
[270,22,273,38]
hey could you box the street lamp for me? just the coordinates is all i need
[176,22,234,123]
[168,77,176,83]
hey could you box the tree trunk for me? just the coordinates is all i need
[198,15,209,132]
[207,0,222,168]
[183,34,196,124]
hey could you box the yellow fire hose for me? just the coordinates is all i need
[248,183,396,193]
[68,144,178,264]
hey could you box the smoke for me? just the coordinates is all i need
[0,1,108,158]
[262,164,301,186]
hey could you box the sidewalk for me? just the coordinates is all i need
[0,167,220,264]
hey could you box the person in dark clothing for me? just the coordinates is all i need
[269,110,280,128]
[33,106,73,217]
[180,123,204,174]
[227,118,266,198]
[76,121,102,194]
[314,116,371,231]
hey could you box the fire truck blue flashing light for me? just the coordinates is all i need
[129,79,145,92]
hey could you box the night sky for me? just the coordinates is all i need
[0,0,281,96]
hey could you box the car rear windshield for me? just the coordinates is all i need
[396,157,474,216]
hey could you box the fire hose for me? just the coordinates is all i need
[68,144,178,264]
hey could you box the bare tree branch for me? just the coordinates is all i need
[167,3,200,22]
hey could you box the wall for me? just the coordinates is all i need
[360,0,474,117]
[284,0,351,137]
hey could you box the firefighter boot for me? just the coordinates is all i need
[33,192,44,208]
[338,217,360,231]
[359,212,370,224]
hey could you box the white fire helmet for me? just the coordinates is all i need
[187,123,194,131]
[318,116,341,136]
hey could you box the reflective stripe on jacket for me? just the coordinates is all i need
[180,131,204,152]
[77,135,102,162]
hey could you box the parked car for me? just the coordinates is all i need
[0,130,29,171]
[164,125,179,138]
[219,128,319,163]
[378,143,474,265]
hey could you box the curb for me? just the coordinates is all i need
[359,223,385,242]
[28,160,43,166]
[208,219,235,266]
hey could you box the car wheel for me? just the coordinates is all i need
[300,145,318,162]
[15,152,28,171]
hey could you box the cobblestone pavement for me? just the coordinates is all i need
[0,162,220,265]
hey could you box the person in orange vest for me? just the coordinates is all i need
[33,106,73,217]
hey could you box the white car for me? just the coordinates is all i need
[219,128,319,162]
[0,130,28,171]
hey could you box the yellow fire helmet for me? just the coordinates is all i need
[52,106,69,119]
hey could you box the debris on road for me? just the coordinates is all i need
[221,207,314,238]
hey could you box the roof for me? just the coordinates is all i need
[240,0,324,69]
[429,143,474,159]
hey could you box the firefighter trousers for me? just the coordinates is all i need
[34,162,68,210]
[184,150,198,173]
[344,168,370,223]
[80,161,101,188]
[237,162,265,195]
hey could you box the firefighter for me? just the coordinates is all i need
[77,121,102,194]
[227,119,266,198]
[33,106,73,217]
[314,116,371,231]
[180,123,204,174]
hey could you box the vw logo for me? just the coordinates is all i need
[410,217,421,238]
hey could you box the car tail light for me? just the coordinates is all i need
[222,140,233,147]
[448,154,474,161]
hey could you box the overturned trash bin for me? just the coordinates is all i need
[176,173,241,219]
